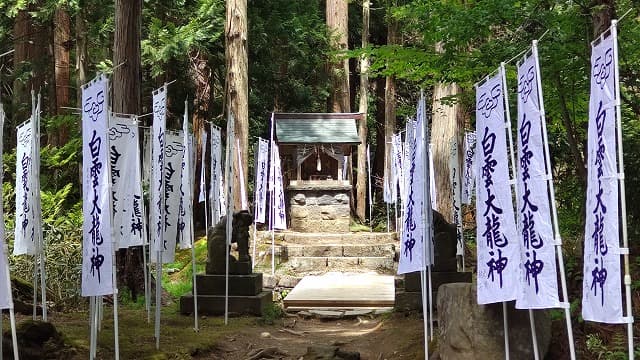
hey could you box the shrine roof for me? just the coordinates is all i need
[274,113,362,144]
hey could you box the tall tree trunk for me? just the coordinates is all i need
[113,0,143,300]
[53,7,71,144]
[372,78,386,193]
[225,0,248,211]
[384,15,398,201]
[75,3,88,104]
[431,42,464,222]
[356,0,370,222]
[326,0,350,113]
[592,0,615,38]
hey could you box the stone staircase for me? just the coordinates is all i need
[254,232,398,279]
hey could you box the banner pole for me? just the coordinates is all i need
[224,111,235,326]
[9,308,18,360]
[528,310,540,359]
[530,40,576,359]
[503,302,510,359]
[34,93,47,322]
[420,270,429,358]
[269,114,276,276]
[367,144,373,231]
[105,112,120,360]
[155,251,162,349]
[32,260,37,320]
[611,20,635,360]
[143,243,150,323]
[500,62,536,357]
[190,215,199,331]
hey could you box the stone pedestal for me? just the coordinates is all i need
[179,211,272,316]
[395,271,472,312]
[288,182,351,233]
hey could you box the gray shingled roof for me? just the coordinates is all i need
[275,117,360,144]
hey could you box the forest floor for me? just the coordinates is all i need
[5,304,425,359]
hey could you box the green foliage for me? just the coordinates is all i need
[258,302,284,325]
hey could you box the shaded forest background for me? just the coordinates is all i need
[0,0,640,357]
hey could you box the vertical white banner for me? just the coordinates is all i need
[582,32,623,323]
[210,126,224,222]
[475,69,519,304]
[429,144,437,209]
[392,133,404,203]
[150,86,167,258]
[109,116,145,249]
[398,117,426,274]
[237,140,248,210]
[0,105,12,309]
[14,121,36,255]
[462,131,477,204]
[271,142,287,230]
[254,138,269,223]
[152,132,184,263]
[178,116,193,250]
[515,50,560,309]
[198,129,207,203]
[81,74,114,297]
[449,140,464,257]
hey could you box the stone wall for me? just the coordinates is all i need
[288,185,351,233]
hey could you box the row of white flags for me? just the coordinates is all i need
[472,27,628,325]
[252,136,287,230]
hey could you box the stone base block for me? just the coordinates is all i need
[395,290,428,312]
[196,273,264,296]
[358,257,394,271]
[405,271,472,293]
[180,291,272,316]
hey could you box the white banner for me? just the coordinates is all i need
[392,133,403,204]
[150,85,167,258]
[515,50,560,309]
[210,126,224,222]
[475,69,519,304]
[582,31,623,323]
[109,116,145,249]
[237,140,248,210]
[255,138,269,223]
[143,128,152,188]
[398,100,431,274]
[0,105,12,309]
[151,132,184,263]
[14,121,36,255]
[198,129,207,203]
[178,112,193,250]
[271,142,287,230]
[429,144,437,209]
[462,131,477,204]
[81,74,114,296]
[449,140,464,257]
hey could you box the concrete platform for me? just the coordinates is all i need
[283,272,395,308]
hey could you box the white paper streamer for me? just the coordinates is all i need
[14,121,36,255]
[462,131,477,204]
[0,105,11,309]
[255,138,269,223]
[109,116,145,249]
[475,69,520,304]
[582,32,623,323]
[515,51,560,309]
[81,75,114,296]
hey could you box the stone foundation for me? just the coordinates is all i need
[288,183,351,233]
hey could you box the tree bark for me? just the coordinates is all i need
[326,0,350,113]
[431,78,463,222]
[356,0,370,222]
[113,0,143,300]
[53,7,71,144]
[225,0,248,211]
[591,0,615,38]
[113,0,142,115]
[384,15,398,201]
[75,4,88,105]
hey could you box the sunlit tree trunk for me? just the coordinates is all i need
[326,0,350,113]
[356,0,370,222]
[384,15,398,202]
[53,7,71,144]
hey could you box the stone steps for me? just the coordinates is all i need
[285,256,394,273]
[284,243,395,258]
[280,232,397,245]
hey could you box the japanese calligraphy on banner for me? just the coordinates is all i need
[582,31,623,323]
[255,138,269,223]
[109,116,145,249]
[14,121,36,255]
[198,129,207,203]
[151,132,184,263]
[210,126,224,223]
[475,69,519,304]
[150,85,167,258]
[449,140,463,257]
[392,133,404,203]
[81,74,114,297]
[271,142,287,230]
[0,105,12,309]
[462,132,477,204]
[515,49,560,309]
[178,113,193,250]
